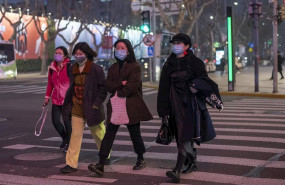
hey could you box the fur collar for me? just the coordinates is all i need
[72,60,92,74]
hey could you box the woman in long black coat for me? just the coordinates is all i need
[157,33,216,183]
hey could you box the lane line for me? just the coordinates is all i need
[55,163,285,185]
[0,86,46,93]
[40,137,285,153]
[143,90,158,95]
[49,175,117,183]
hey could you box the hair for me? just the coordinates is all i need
[114,39,136,62]
[55,46,69,58]
[72,42,97,61]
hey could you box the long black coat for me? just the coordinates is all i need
[157,50,216,144]
[62,60,107,127]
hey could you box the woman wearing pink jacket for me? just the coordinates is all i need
[44,46,71,152]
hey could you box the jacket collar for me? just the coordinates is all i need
[49,58,70,71]
[167,50,195,65]
[72,60,92,75]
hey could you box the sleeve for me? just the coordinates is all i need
[157,63,171,117]
[117,64,141,97]
[45,68,54,99]
[105,65,121,93]
[194,58,208,78]
[93,65,107,108]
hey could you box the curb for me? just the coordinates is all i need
[142,83,285,98]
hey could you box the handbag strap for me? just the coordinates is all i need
[34,105,49,136]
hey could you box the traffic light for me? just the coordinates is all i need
[141,10,150,33]
[278,4,285,23]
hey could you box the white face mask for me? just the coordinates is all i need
[115,49,127,61]
[74,55,86,66]
[172,44,184,55]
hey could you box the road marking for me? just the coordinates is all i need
[218,106,285,111]
[143,90,158,95]
[0,86,46,93]
[55,163,285,185]
[144,119,285,128]
[211,117,284,122]
[0,172,98,185]
[209,112,285,118]
[142,88,153,92]
[49,175,117,183]
[5,143,285,168]
[213,122,285,128]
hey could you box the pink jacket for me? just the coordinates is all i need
[45,58,70,105]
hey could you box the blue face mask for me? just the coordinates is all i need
[172,44,184,55]
[115,49,127,61]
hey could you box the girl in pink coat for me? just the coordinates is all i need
[44,46,71,152]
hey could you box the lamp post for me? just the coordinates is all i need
[249,0,262,92]
[272,0,278,93]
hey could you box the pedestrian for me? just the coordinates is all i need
[157,33,218,183]
[88,39,153,176]
[220,56,226,75]
[60,42,108,173]
[44,46,71,152]
[270,51,284,80]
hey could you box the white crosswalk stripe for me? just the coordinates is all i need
[2,98,285,184]
[0,84,157,96]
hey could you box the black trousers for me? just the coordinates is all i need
[51,104,72,144]
[99,122,146,161]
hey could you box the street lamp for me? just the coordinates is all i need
[234,2,238,6]
[210,16,214,19]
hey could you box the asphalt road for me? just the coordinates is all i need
[0,78,285,185]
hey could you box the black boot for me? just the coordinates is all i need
[166,169,180,183]
[60,165,77,174]
[88,163,104,176]
[133,159,146,170]
[182,149,197,173]
[182,162,197,174]
[166,154,185,183]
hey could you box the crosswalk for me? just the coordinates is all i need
[0,85,158,96]
[2,98,285,184]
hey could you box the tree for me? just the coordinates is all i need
[33,0,70,75]
[0,0,33,42]
[153,0,215,34]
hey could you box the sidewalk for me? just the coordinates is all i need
[2,66,284,98]
[143,66,285,98]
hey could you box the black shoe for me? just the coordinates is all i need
[281,77,284,80]
[59,142,66,150]
[166,169,180,183]
[88,163,104,176]
[133,159,146,170]
[269,78,273,80]
[181,163,197,174]
[62,144,69,153]
[60,165,77,174]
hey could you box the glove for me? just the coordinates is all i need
[162,115,169,126]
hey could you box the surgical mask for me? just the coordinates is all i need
[74,55,87,66]
[54,54,64,62]
[115,49,127,61]
[172,44,184,55]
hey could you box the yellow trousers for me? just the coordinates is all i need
[66,116,108,168]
